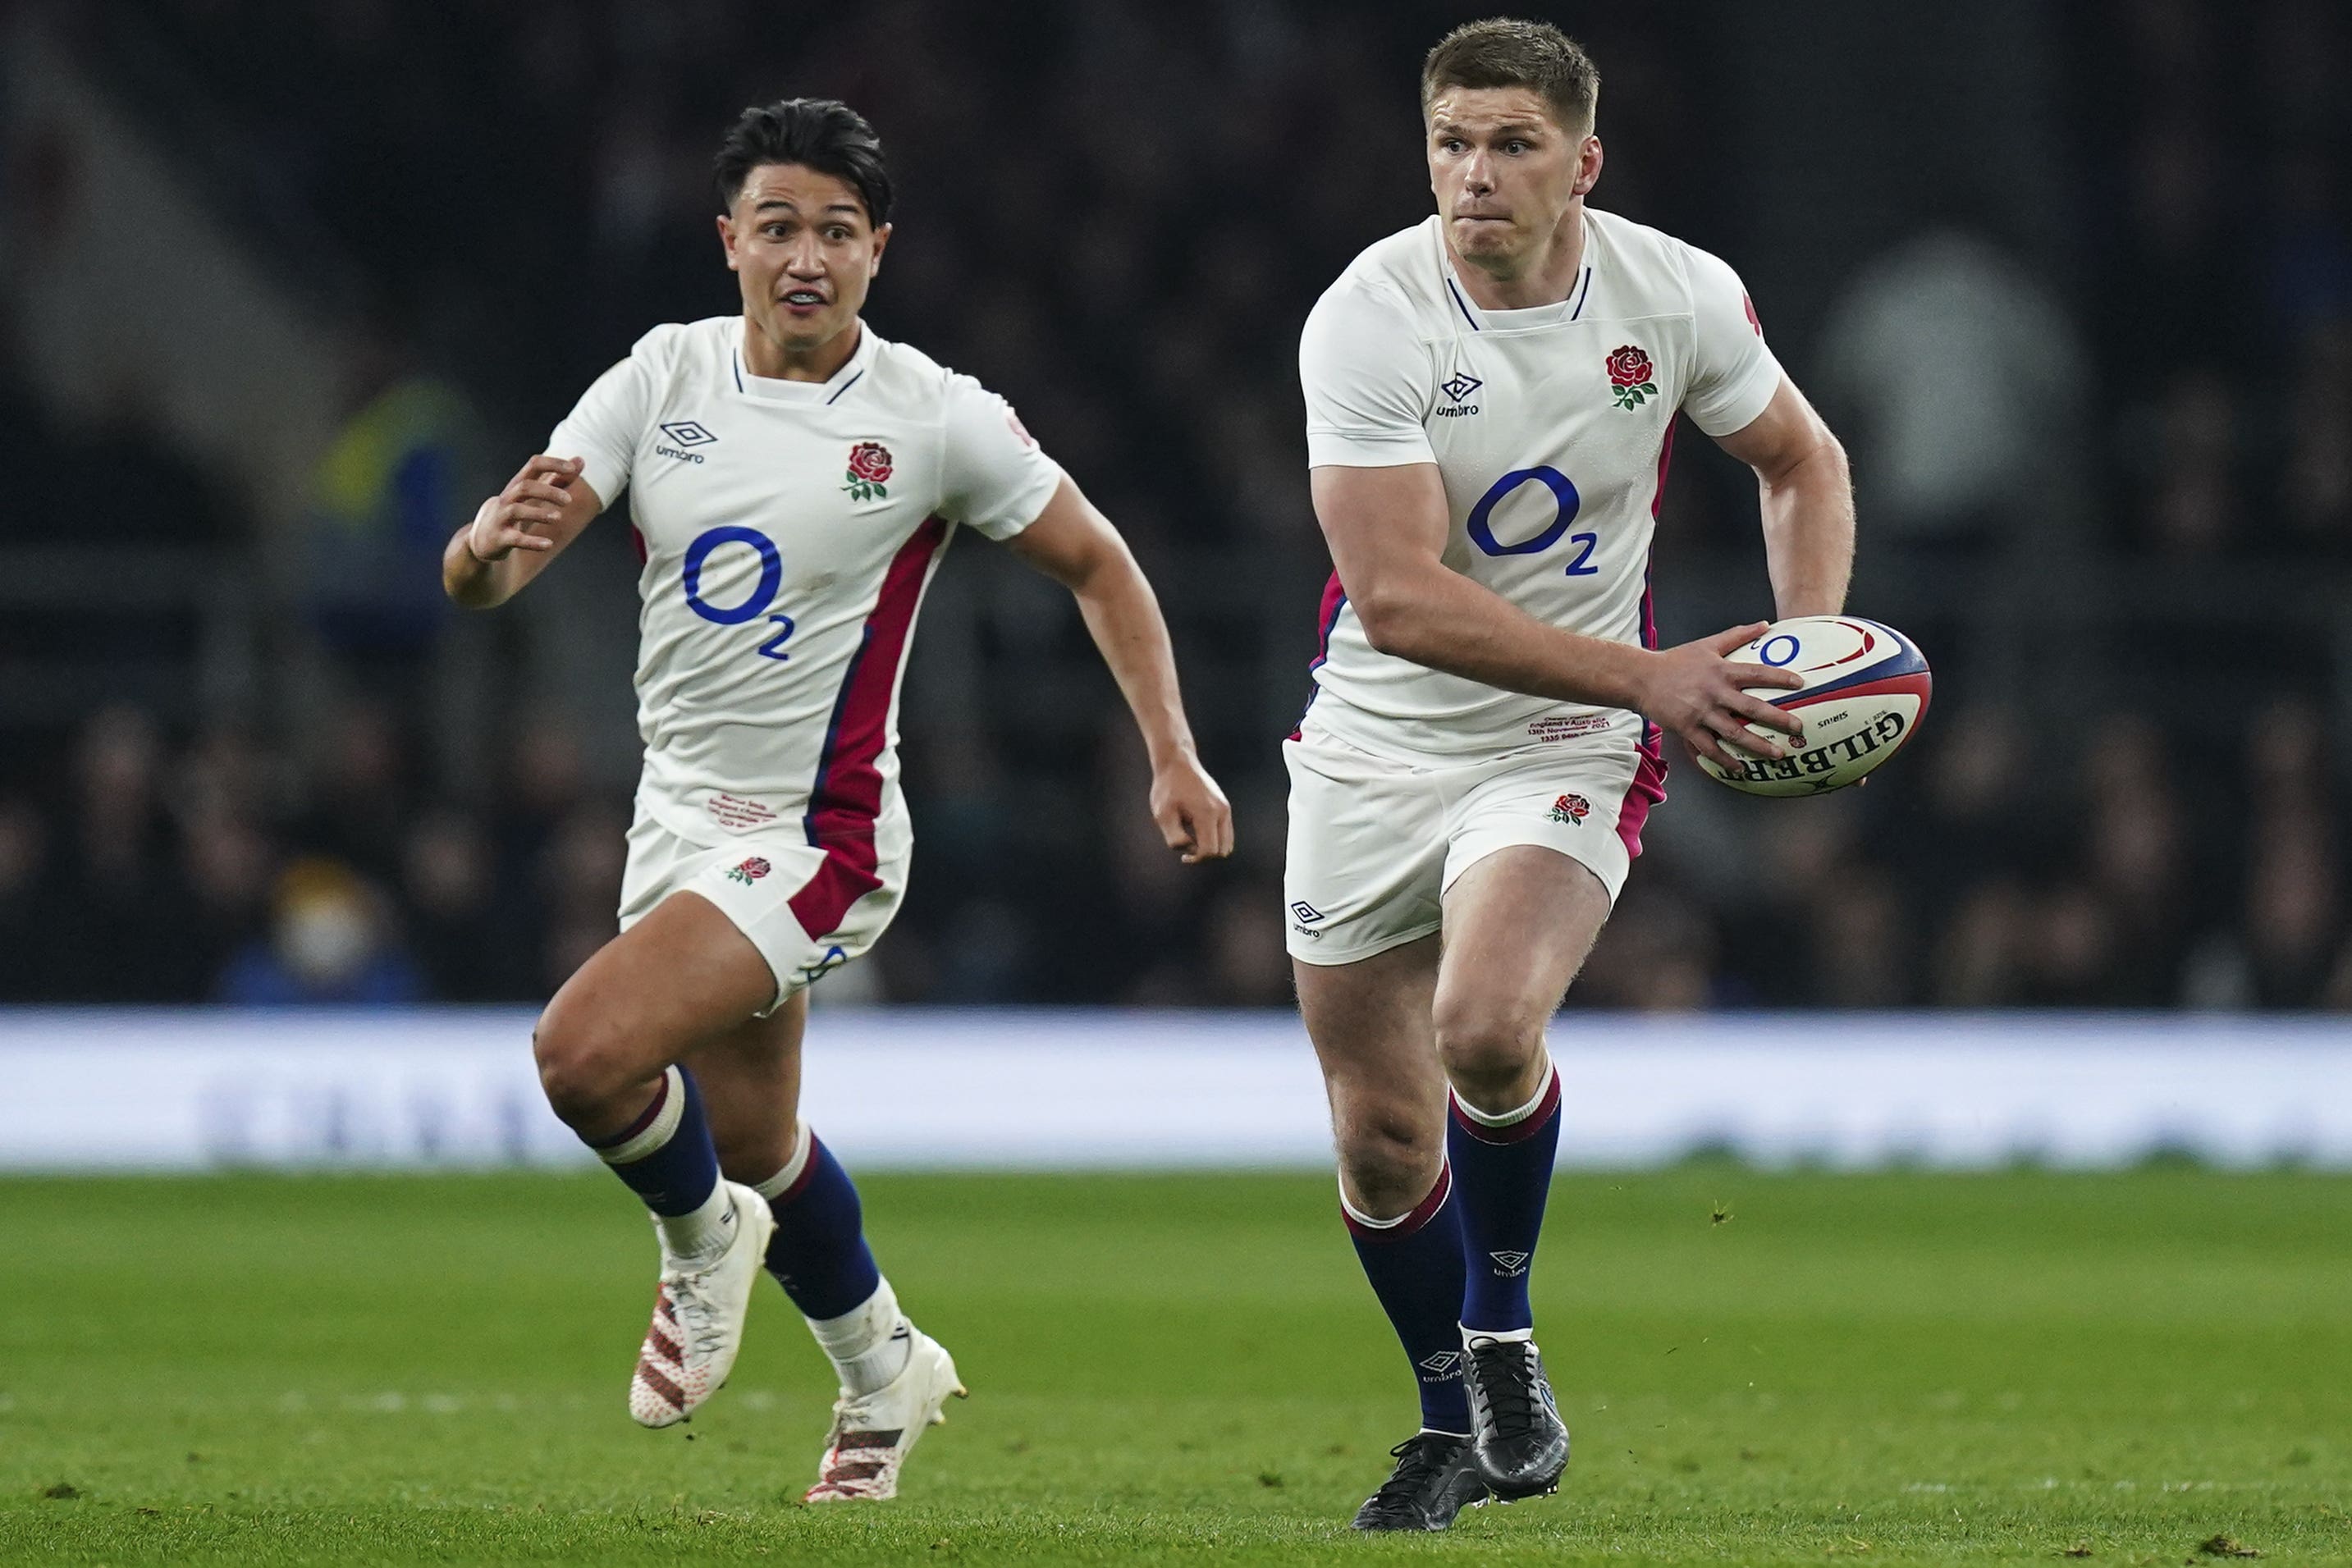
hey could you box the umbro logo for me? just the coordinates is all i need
[1416,1351,1462,1377]
[1489,1250,1531,1278]
[1439,373,1482,404]
[654,420,715,465]
[1290,901,1326,924]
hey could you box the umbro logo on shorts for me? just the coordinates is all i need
[1290,901,1326,924]
[1489,1250,1531,1278]
[1417,1351,1463,1378]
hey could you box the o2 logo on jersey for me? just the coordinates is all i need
[1467,465,1599,577]
[682,525,796,660]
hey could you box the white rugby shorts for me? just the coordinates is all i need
[1282,715,1667,966]
[617,811,906,1013]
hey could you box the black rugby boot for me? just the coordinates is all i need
[1348,1431,1489,1531]
[1462,1335,1570,1499]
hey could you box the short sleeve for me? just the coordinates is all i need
[939,376,1064,541]
[546,325,670,507]
[1680,244,1784,437]
[1300,281,1437,469]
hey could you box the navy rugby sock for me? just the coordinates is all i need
[1344,1162,1474,1435]
[588,1064,721,1218]
[1448,1061,1563,1334]
[756,1122,882,1321]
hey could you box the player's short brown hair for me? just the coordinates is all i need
[1421,18,1600,134]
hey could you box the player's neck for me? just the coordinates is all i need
[742,317,863,383]
[1448,203,1587,313]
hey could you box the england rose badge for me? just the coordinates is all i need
[842,441,893,502]
[1606,345,1657,410]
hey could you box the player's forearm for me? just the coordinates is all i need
[1354,566,1650,712]
[442,525,514,609]
[1070,555,1201,767]
[1757,438,1854,619]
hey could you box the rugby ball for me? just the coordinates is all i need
[1695,615,1931,796]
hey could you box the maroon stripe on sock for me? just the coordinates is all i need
[1450,1071,1562,1145]
[776,1136,827,1205]
[1341,1160,1453,1241]
[588,1073,671,1152]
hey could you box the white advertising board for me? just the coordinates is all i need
[2,1009,2347,1172]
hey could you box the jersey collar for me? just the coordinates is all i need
[1434,213,1596,331]
[730,321,880,406]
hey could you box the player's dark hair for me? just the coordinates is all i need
[713,98,894,226]
[1421,18,1600,133]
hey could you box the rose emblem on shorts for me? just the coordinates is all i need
[726,856,772,885]
[843,441,893,502]
[1605,344,1658,410]
[1548,793,1591,826]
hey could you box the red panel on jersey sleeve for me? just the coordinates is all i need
[789,516,950,939]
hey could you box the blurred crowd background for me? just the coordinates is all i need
[2,0,2348,1008]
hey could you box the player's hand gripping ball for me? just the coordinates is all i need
[1696,616,1931,796]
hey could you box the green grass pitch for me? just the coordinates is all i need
[2,1166,2346,1565]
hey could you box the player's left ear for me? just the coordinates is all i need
[867,222,891,277]
[1572,135,1603,199]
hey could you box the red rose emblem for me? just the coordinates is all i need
[1548,793,1592,825]
[1605,345,1654,389]
[847,442,893,483]
[1605,345,1659,409]
[737,857,771,880]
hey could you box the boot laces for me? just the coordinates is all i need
[1468,1337,1543,1437]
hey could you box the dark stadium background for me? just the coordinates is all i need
[0,0,2345,1012]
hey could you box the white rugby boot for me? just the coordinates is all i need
[628,1181,777,1427]
[803,1323,968,1502]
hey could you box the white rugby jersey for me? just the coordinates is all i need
[549,316,1060,932]
[1297,208,1782,761]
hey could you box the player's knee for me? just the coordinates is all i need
[532,1003,643,1127]
[1431,999,1545,1096]
[1336,1104,1444,1213]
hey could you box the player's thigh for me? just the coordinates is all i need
[683,990,807,1182]
[1283,729,1447,966]
[1432,746,1631,1082]
[1294,935,1448,1204]
[536,889,780,1113]
[1434,845,1611,1058]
